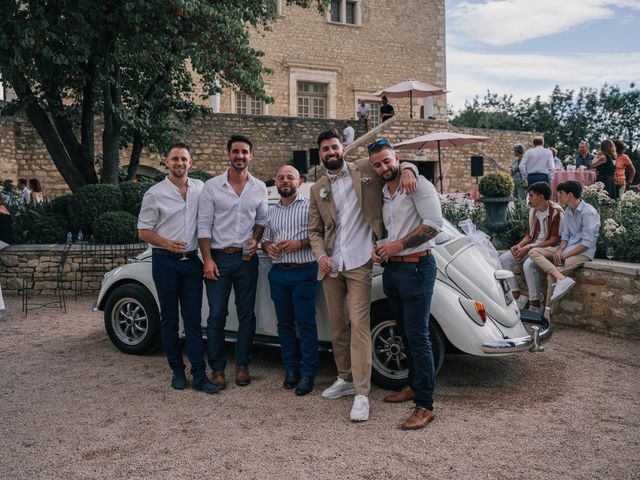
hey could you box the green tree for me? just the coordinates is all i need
[0,0,326,191]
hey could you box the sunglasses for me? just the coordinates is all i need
[367,138,393,153]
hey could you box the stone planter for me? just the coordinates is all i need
[478,196,512,233]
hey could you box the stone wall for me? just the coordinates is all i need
[0,109,533,197]
[513,260,640,337]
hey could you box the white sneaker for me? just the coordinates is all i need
[515,294,529,309]
[321,377,356,399]
[350,395,370,422]
[550,277,576,303]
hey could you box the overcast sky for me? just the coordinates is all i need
[446,0,640,111]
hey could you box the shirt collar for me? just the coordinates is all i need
[276,194,305,208]
[222,169,255,187]
[326,161,349,179]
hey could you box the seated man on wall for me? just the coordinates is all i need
[499,182,564,315]
[529,180,600,311]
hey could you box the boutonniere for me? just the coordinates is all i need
[361,176,373,185]
[320,188,329,200]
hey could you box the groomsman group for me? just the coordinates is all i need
[137,131,443,430]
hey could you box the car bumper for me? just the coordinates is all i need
[481,309,552,354]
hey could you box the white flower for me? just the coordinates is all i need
[361,176,373,185]
[320,188,329,200]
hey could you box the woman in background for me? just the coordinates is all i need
[613,140,636,198]
[591,140,616,198]
[28,178,44,204]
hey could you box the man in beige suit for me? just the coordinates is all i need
[308,132,416,422]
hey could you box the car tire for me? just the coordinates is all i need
[370,302,446,390]
[104,283,161,355]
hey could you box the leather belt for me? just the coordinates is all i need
[274,262,315,269]
[386,249,430,263]
[152,248,198,259]
[211,247,242,254]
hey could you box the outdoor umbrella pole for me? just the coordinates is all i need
[410,91,413,118]
[438,141,443,193]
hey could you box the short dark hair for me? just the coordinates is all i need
[513,143,525,155]
[528,181,551,200]
[166,142,191,156]
[28,178,42,193]
[227,134,253,153]
[316,130,342,147]
[613,139,626,155]
[532,136,544,146]
[17,178,27,187]
[557,180,582,199]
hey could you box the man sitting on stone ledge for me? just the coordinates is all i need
[529,180,600,311]
[499,182,564,315]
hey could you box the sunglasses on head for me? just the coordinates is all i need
[367,138,393,153]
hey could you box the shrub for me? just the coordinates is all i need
[119,181,155,216]
[69,184,123,233]
[440,194,488,234]
[49,194,73,230]
[188,169,214,182]
[496,199,530,247]
[92,211,138,244]
[596,192,640,262]
[478,171,514,198]
[29,212,68,244]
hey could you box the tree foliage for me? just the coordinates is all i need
[0,0,326,191]
[450,84,640,181]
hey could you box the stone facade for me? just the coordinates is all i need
[209,0,448,122]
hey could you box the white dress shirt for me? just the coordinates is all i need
[561,200,600,260]
[328,163,373,272]
[382,176,443,255]
[137,177,204,251]
[197,170,268,249]
[20,188,31,204]
[519,146,555,179]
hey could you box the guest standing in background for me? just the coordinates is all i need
[613,140,636,198]
[591,140,616,198]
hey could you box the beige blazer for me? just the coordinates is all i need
[308,159,416,279]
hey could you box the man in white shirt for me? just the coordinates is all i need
[198,135,268,389]
[370,140,443,430]
[138,143,219,394]
[308,132,417,422]
[519,137,555,186]
[342,120,355,146]
[356,99,371,131]
[17,178,31,204]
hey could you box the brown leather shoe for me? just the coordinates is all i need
[211,370,227,390]
[383,386,415,403]
[235,365,251,386]
[401,407,435,430]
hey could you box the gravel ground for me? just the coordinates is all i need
[0,296,639,480]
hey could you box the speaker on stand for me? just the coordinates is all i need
[293,150,309,175]
[309,148,320,181]
[471,155,484,181]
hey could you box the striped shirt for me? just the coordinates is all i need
[263,195,316,264]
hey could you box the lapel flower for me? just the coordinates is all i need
[320,188,329,200]
[361,176,373,185]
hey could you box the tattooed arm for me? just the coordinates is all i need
[375,224,439,259]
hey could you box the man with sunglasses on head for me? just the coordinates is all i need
[308,132,417,422]
[369,140,443,430]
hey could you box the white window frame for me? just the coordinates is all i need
[297,82,328,119]
[327,0,361,26]
[288,67,337,119]
[232,91,266,116]
[353,91,382,127]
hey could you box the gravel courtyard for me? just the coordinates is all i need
[0,297,639,480]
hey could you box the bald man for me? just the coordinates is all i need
[262,165,319,396]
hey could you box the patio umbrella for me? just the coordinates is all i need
[374,79,447,118]
[394,131,489,193]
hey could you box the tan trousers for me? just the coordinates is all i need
[528,246,589,305]
[321,260,373,396]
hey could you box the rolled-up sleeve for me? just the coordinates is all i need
[254,186,268,227]
[197,181,215,239]
[412,177,443,232]
[137,190,158,231]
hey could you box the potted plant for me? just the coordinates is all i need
[477,171,515,235]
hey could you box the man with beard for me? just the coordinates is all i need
[138,143,220,394]
[198,135,268,388]
[369,139,443,430]
[262,165,318,396]
[308,131,417,422]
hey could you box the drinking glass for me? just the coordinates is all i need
[606,247,614,260]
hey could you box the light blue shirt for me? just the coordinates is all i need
[561,200,600,260]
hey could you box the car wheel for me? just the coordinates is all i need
[370,303,446,390]
[104,283,161,355]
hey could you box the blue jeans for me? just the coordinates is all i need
[151,253,205,376]
[382,254,437,410]
[205,251,258,370]
[527,173,549,186]
[268,263,319,377]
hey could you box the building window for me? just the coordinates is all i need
[235,92,263,115]
[329,0,360,25]
[297,82,327,118]
[368,101,381,128]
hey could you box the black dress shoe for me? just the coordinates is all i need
[295,376,314,396]
[193,376,221,395]
[171,371,187,390]
[283,371,299,389]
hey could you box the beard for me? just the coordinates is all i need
[382,167,399,182]
[321,152,345,171]
[277,185,297,198]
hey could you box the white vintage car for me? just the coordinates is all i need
[93,186,551,390]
